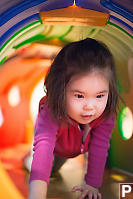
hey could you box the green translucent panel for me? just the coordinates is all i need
[0,21,43,64]
[13,34,45,49]
[0,56,7,66]
[42,25,73,39]
[118,107,133,140]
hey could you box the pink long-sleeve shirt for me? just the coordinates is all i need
[29,101,115,188]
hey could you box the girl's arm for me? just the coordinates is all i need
[85,115,115,187]
[28,100,58,198]
[72,115,115,199]
[28,180,47,199]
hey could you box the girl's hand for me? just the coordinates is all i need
[72,184,102,199]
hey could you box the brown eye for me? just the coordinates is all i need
[96,94,104,98]
[75,94,84,98]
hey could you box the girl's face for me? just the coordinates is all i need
[66,71,109,124]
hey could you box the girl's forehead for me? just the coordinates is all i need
[67,71,109,93]
[69,70,109,85]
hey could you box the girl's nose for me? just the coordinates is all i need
[83,100,94,111]
[83,105,93,111]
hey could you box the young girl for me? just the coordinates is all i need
[28,38,118,199]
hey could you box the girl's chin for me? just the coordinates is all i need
[79,115,94,123]
[69,115,95,124]
[77,118,94,124]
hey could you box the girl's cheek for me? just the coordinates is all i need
[98,101,107,112]
[72,101,83,111]
[72,101,81,109]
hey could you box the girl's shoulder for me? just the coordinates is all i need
[90,113,115,129]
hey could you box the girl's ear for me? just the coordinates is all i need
[39,96,46,112]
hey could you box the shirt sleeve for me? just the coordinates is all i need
[85,115,115,187]
[29,102,58,184]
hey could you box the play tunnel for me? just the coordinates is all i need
[0,0,133,198]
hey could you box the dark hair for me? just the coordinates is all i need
[44,38,119,123]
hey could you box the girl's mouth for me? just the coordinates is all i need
[81,115,93,120]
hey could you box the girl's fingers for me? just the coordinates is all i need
[78,190,88,199]
[88,193,100,199]
[72,185,102,199]
[98,193,102,199]
[88,192,93,199]
[93,194,98,199]
[72,186,82,192]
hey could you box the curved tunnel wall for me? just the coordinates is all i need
[0,0,133,173]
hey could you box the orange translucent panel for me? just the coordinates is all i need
[0,57,50,147]
[40,6,109,26]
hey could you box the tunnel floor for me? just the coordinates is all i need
[1,145,133,199]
